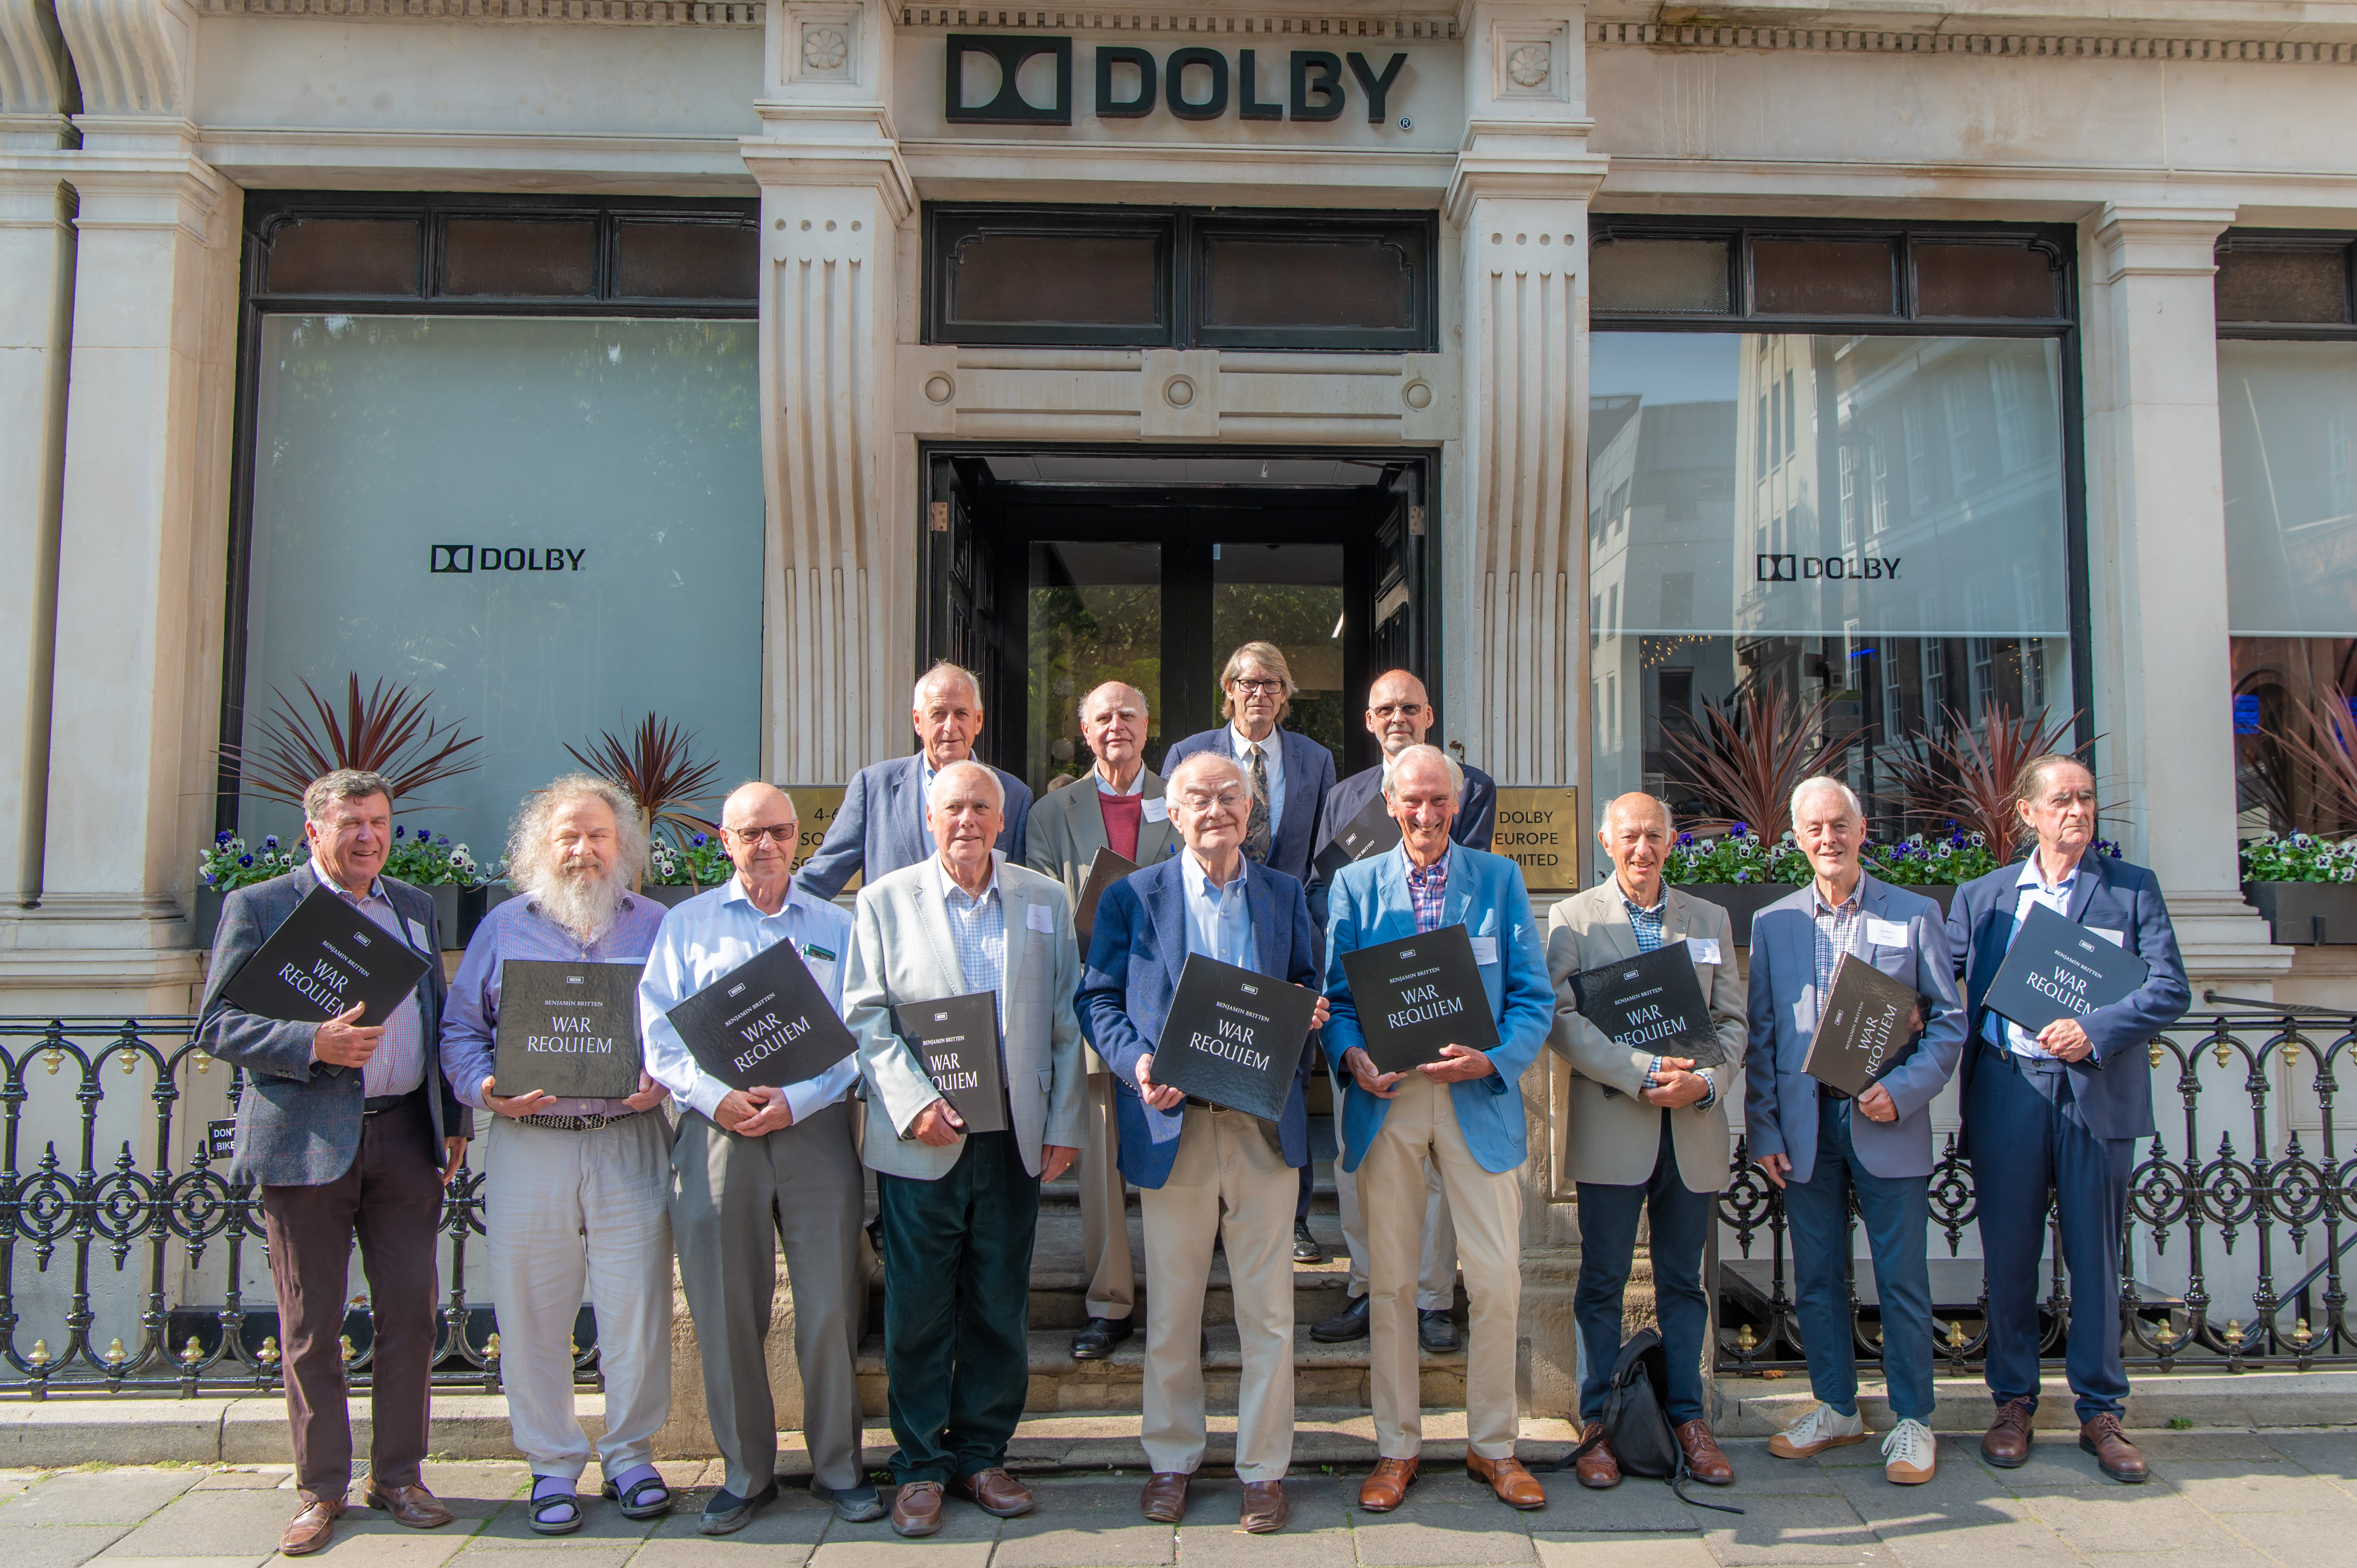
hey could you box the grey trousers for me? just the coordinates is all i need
[669,1101,867,1496]
[1080,1067,1137,1320]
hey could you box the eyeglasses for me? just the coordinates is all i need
[1371,703,1428,718]
[1178,790,1249,811]
[726,823,798,844]
[1229,678,1285,694]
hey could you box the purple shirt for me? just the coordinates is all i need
[440,890,668,1118]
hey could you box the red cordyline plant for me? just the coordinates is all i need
[227,674,481,808]
[1659,685,1859,845]
[2270,695,2357,832]
[564,712,722,845]
[1881,700,2084,865]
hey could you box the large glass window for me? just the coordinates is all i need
[237,315,764,854]
[1213,543,1348,777]
[1027,542,1163,788]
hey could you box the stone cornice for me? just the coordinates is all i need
[196,0,763,23]
[741,122,915,219]
[1591,19,2357,61]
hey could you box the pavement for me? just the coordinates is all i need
[7,1426,2357,1568]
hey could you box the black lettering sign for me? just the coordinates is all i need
[1166,46,1228,119]
[971,40,1415,127]
[1095,45,1155,117]
[946,34,1073,125]
[1757,553,1902,584]
[432,545,585,575]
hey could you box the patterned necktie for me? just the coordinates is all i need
[1244,742,1273,864]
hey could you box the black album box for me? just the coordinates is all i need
[664,940,856,1092]
[1569,944,1725,1067]
[1802,953,1922,1098]
[492,960,645,1100]
[893,992,1008,1135]
[1312,791,1403,881]
[1150,955,1318,1121]
[1075,847,1140,946]
[1339,924,1501,1075]
[1983,902,2150,1035]
[220,883,432,1028]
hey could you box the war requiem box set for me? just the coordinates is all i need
[1340,925,1500,1074]
[1567,944,1725,1067]
[491,960,646,1100]
[1984,904,2150,1032]
[894,992,1008,1134]
[219,884,432,1029]
[666,942,856,1091]
[1150,954,1318,1120]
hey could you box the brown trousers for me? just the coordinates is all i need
[260,1093,446,1504]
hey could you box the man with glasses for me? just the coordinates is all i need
[1163,642,1336,887]
[799,660,1033,899]
[639,783,881,1533]
[1026,680,1181,1362]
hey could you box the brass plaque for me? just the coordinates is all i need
[781,785,857,891]
[1490,787,1580,893]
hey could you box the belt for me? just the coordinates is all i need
[362,1090,420,1115]
[515,1111,630,1132]
[1185,1096,1216,1109]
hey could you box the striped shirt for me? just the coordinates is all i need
[1402,844,1449,933]
[311,857,425,1099]
[936,852,1008,1021]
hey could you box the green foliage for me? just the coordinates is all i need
[1660,825,2012,886]
[2241,832,2357,884]
[645,831,735,887]
[199,831,303,892]
[382,825,483,887]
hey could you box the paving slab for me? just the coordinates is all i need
[1692,1494,1890,1567]
[95,1489,316,1558]
[2211,1508,2357,1567]
[13,1526,141,1568]
[1535,1537,1722,1568]
[1171,1476,1354,1568]
[630,1488,831,1568]
[2012,1489,2252,1555]
[1349,1497,1541,1566]
[0,1468,203,1525]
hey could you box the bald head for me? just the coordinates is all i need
[1599,791,1673,903]
[1602,792,1671,836]
[1078,680,1150,783]
[718,781,799,906]
[1366,668,1435,757]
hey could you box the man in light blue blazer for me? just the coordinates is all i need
[1078,751,1327,1534]
[1160,641,1337,886]
[1945,754,2187,1484]
[1746,776,1965,1488]
[1321,746,1555,1515]
[797,660,1033,900]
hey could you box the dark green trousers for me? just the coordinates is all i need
[876,1131,1041,1484]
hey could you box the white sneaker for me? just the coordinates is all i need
[1882,1418,1937,1484]
[1768,1403,1870,1459]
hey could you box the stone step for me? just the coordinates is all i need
[1010,1208,1400,1329]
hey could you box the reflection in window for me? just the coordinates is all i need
[1026,542,1162,791]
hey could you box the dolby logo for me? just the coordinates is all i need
[1756,553,1903,582]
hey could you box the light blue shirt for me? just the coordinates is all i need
[934,851,1008,1022]
[1228,723,1286,835]
[1986,856,2078,1059]
[637,875,860,1123]
[1095,766,1144,797]
[1181,851,1255,969]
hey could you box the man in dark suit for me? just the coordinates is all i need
[1311,669,1499,919]
[1746,776,1964,1488]
[1078,751,1327,1533]
[196,769,472,1556]
[797,660,1033,899]
[1161,641,1336,887]
[1946,754,2188,1484]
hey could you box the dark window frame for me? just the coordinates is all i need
[922,203,1439,351]
[2215,229,2357,339]
[217,191,762,833]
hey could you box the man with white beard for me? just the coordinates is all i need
[440,775,678,1533]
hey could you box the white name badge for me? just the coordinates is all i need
[1470,936,1499,965]
[404,916,432,953]
[1687,936,1723,966]
[1142,797,1170,822]
[1865,917,1910,948]
[801,944,838,993]
[2089,926,2125,948]
[1027,903,1055,933]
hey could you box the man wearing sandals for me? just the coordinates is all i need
[441,775,678,1534]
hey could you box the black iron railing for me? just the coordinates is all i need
[1715,1009,2357,1374]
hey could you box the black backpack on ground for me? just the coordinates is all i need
[1533,1327,1743,1515]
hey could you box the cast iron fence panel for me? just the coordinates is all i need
[1714,1008,2357,1374]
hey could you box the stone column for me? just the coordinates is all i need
[744,0,913,788]
[1447,0,1607,1421]
[2085,203,2288,991]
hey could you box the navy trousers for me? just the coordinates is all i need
[1968,1042,2134,1422]
[1574,1113,1713,1425]
[1783,1097,1936,1422]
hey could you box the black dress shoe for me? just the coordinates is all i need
[1310,1294,1370,1343]
[1071,1316,1134,1360]
[1292,1221,1326,1264]
[1419,1309,1461,1352]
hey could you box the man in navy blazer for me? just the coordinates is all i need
[1323,746,1555,1515]
[1746,777,1964,1488]
[1945,755,2188,1484]
[1161,641,1336,887]
[1079,752,1326,1534]
[196,770,471,1555]
[796,660,1032,899]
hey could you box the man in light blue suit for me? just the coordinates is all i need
[797,660,1032,900]
[1746,776,1965,1487]
[1945,754,2187,1484]
[1321,746,1555,1515]
[1160,641,1337,886]
[1078,751,1327,1534]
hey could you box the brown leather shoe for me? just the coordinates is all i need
[892,1481,945,1537]
[951,1466,1036,1518]
[1140,1472,1189,1523]
[279,1500,343,1556]
[1358,1456,1418,1512]
[1575,1421,1622,1489]
[1239,1481,1287,1534]
[2079,1415,2148,1484]
[1982,1398,2036,1469]
[1466,1453,1547,1510]
[1675,1420,1735,1486]
[362,1483,453,1529]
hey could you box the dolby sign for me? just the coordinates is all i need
[944,34,1412,128]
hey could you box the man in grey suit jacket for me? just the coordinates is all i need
[1023,680,1180,1362]
[195,770,471,1556]
[797,660,1033,899]
[844,761,1086,1538]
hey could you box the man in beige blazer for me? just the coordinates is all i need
[1025,680,1180,1361]
[845,760,1087,1538]
[1546,792,1745,1491]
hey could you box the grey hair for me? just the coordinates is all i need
[1219,641,1297,724]
[913,659,983,711]
[303,769,394,823]
[506,773,650,888]
[1790,775,1865,825]
[1383,743,1464,803]
[1166,749,1246,797]
[928,758,1006,812]
[1076,680,1149,726]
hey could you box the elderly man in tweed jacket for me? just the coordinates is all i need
[197,769,471,1558]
